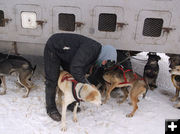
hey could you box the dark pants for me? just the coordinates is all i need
[44,42,61,113]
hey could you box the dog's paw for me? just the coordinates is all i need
[61,126,67,131]
[171,97,177,102]
[126,113,134,118]
[73,118,78,122]
[117,100,125,104]
[22,95,28,98]
[61,127,67,131]
[0,91,6,95]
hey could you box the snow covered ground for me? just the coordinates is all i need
[0,52,180,134]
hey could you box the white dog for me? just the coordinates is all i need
[57,71,102,131]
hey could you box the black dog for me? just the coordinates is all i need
[143,53,161,90]
[88,60,115,85]
[87,60,129,100]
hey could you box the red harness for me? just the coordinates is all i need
[61,73,83,102]
[107,65,144,85]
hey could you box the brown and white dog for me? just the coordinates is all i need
[57,71,102,131]
[102,65,147,117]
[169,65,180,108]
[166,53,180,69]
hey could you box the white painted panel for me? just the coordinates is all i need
[15,4,42,36]
[21,12,37,29]
[52,6,82,34]
[92,6,125,39]
[135,10,172,45]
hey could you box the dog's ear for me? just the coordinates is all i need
[157,55,161,61]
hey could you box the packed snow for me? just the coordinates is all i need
[0,52,180,134]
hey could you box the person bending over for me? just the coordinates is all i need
[44,33,117,121]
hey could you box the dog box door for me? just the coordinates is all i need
[0,5,10,34]
[53,6,82,34]
[92,6,125,39]
[135,10,172,45]
[15,4,44,36]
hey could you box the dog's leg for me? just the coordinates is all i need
[61,100,68,131]
[117,87,128,104]
[126,90,138,117]
[73,103,79,122]
[103,83,116,104]
[56,88,63,106]
[171,88,179,102]
[99,84,106,98]
[126,85,146,117]
[26,72,35,88]
[0,76,7,95]
[18,74,31,98]
[15,81,24,88]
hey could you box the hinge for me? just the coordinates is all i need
[162,27,176,34]
[75,22,84,27]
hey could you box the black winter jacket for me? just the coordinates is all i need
[45,33,102,83]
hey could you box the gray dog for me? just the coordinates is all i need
[0,53,36,97]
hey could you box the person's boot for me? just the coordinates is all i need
[45,84,61,121]
[67,101,81,112]
[47,107,61,121]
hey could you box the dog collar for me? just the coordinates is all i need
[61,73,83,103]
[72,82,83,103]
[78,85,83,99]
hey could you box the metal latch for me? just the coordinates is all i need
[75,22,84,27]
[162,27,176,34]
[117,22,128,28]
[36,20,47,27]
[2,18,12,24]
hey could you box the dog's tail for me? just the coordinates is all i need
[32,65,37,75]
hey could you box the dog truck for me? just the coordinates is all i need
[0,0,179,56]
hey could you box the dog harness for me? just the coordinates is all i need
[107,65,144,85]
[61,73,83,103]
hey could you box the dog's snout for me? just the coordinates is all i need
[169,70,172,73]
